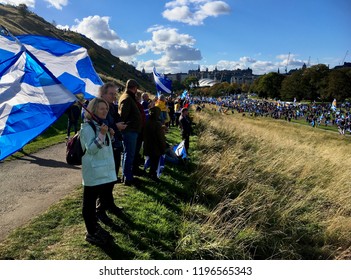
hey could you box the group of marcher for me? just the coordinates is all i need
[190,95,351,135]
[68,80,193,246]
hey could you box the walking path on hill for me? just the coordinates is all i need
[0,143,81,242]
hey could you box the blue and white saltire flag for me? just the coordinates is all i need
[181,90,188,99]
[0,45,76,160]
[0,34,102,100]
[144,154,166,178]
[173,140,187,159]
[144,156,151,170]
[156,155,166,178]
[153,67,172,94]
[331,99,337,111]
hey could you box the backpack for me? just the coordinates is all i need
[66,121,96,165]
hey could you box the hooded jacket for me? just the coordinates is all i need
[143,107,166,157]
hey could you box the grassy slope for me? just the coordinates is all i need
[176,108,351,260]
[1,108,351,260]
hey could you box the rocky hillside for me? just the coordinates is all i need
[0,4,154,92]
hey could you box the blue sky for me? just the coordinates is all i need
[2,0,350,75]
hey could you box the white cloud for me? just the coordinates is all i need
[44,0,68,10]
[163,0,230,25]
[69,15,138,58]
[137,26,202,62]
[240,56,257,63]
[165,45,202,61]
[0,0,35,8]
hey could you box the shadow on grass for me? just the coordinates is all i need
[101,240,136,260]
[104,210,176,259]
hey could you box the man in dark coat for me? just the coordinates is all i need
[118,79,142,186]
[179,107,192,154]
[143,106,166,181]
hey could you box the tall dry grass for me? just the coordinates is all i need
[176,112,351,259]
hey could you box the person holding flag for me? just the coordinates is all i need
[80,98,116,246]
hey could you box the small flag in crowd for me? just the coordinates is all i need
[173,140,187,159]
[157,155,166,178]
[144,155,166,178]
[331,99,337,111]
[181,90,188,99]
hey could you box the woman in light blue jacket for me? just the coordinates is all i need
[80,97,116,245]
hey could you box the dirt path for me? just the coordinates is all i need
[0,143,82,241]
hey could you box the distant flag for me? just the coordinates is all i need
[181,90,188,99]
[0,43,76,160]
[331,99,337,111]
[152,67,172,94]
[173,140,187,159]
[144,156,151,170]
[0,34,102,99]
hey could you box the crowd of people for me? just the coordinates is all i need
[190,95,351,135]
[75,80,193,246]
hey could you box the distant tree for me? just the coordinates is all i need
[301,64,329,101]
[323,69,351,101]
[18,4,28,17]
[52,20,57,27]
[241,83,250,93]
[171,80,185,92]
[280,70,307,101]
[183,76,199,89]
[255,72,285,99]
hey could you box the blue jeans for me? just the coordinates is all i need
[121,131,138,182]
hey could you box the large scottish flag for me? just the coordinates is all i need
[153,67,172,94]
[0,36,79,160]
[0,32,103,160]
[1,34,102,99]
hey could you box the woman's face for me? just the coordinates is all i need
[96,102,109,119]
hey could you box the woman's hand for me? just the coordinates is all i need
[100,123,108,135]
[109,128,115,137]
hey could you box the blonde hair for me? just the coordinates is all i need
[85,98,109,121]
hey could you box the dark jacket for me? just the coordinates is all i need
[179,115,192,137]
[143,107,166,157]
[118,90,142,133]
[106,104,123,149]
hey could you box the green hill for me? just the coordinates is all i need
[0,3,154,92]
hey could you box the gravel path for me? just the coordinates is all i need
[0,143,82,241]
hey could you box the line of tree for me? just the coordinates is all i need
[250,64,351,102]
[172,65,351,102]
